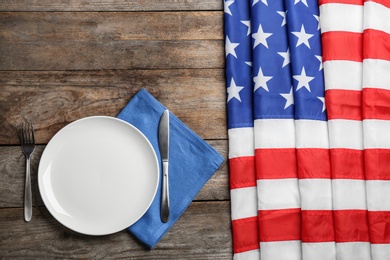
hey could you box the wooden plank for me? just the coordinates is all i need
[0,12,224,70]
[0,12,223,41]
[0,69,227,144]
[0,201,232,258]
[0,140,228,208]
[0,0,223,12]
[2,39,223,71]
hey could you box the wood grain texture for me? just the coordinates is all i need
[0,0,223,12]
[0,12,224,70]
[0,2,232,258]
[0,69,227,144]
[0,12,223,41]
[1,40,222,70]
[0,141,228,208]
[0,202,232,259]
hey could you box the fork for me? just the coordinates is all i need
[20,122,35,222]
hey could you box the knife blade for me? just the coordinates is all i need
[158,109,170,223]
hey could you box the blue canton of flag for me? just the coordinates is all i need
[225,0,253,129]
[285,0,326,121]
[225,0,326,123]
[251,0,294,120]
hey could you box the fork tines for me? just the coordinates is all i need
[21,122,35,147]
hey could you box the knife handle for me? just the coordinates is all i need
[161,161,170,223]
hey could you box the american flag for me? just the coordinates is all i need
[225,0,390,259]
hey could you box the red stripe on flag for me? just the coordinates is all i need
[368,211,390,244]
[330,149,365,179]
[232,217,260,254]
[334,210,370,242]
[322,31,363,62]
[365,149,390,180]
[229,156,257,189]
[255,149,297,179]
[301,210,335,242]
[362,88,390,120]
[297,149,331,179]
[326,90,362,120]
[258,208,301,242]
[363,29,390,61]
[319,0,363,5]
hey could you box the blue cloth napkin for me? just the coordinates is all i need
[117,88,224,248]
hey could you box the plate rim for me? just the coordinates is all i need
[38,115,159,235]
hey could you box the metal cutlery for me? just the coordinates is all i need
[158,110,170,223]
[20,122,35,222]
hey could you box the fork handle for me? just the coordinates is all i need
[24,156,32,222]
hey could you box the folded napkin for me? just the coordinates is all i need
[117,88,224,248]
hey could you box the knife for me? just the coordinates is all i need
[159,109,170,223]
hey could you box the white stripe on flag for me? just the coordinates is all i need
[371,244,390,260]
[302,242,337,260]
[363,1,390,257]
[228,127,254,158]
[233,249,261,260]
[257,179,300,210]
[254,119,295,149]
[363,59,390,90]
[299,179,333,210]
[336,242,371,260]
[323,61,363,91]
[332,179,368,210]
[328,120,364,150]
[230,186,258,220]
[366,180,390,211]
[295,120,329,148]
[260,241,301,260]
[364,120,390,149]
[364,1,390,33]
[320,3,363,33]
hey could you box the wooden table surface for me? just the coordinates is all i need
[0,1,231,258]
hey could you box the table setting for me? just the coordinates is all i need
[18,88,224,249]
[0,1,231,258]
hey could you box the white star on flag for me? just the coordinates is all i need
[293,67,314,92]
[241,20,251,36]
[252,24,273,49]
[277,11,287,27]
[254,67,273,92]
[291,25,314,49]
[225,36,240,58]
[294,0,308,7]
[227,78,244,102]
[313,15,320,30]
[317,96,326,112]
[278,48,290,68]
[224,0,235,16]
[253,0,268,6]
[280,87,294,109]
[315,55,323,71]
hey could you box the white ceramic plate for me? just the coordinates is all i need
[38,116,159,235]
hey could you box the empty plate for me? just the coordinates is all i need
[38,116,159,235]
